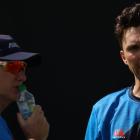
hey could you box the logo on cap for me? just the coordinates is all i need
[8,42,19,49]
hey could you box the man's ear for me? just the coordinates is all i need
[120,50,128,65]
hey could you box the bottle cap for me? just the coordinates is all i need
[18,84,26,92]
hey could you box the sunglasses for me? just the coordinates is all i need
[0,61,27,74]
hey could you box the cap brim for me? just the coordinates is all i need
[0,52,39,61]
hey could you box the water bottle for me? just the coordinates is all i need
[17,84,35,119]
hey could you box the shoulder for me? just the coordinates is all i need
[86,87,131,133]
[92,87,130,114]
[0,116,13,140]
[0,116,6,124]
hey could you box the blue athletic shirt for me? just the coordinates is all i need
[85,86,140,140]
[0,116,13,140]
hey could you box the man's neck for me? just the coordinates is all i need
[133,79,140,98]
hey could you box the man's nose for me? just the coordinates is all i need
[16,71,27,82]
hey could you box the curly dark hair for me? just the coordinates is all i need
[115,3,140,49]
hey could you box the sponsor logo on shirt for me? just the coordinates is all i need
[113,129,125,139]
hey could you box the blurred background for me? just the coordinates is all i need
[0,0,138,139]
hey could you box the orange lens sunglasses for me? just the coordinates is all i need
[0,61,27,74]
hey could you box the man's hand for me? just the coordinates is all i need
[17,105,49,140]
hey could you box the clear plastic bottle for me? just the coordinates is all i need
[17,84,35,119]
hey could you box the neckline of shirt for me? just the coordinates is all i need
[128,85,140,102]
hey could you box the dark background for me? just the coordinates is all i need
[0,0,138,140]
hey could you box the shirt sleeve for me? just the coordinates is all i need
[84,106,100,140]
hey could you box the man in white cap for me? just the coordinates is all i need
[0,35,49,140]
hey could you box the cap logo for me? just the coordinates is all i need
[8,42,20,49]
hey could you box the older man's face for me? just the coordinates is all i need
[0,61,27,104]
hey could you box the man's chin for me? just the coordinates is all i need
[8,91,20,102]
